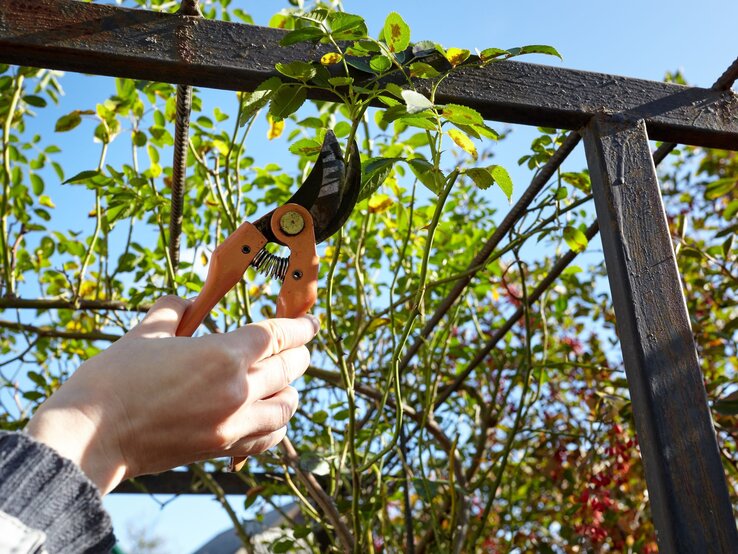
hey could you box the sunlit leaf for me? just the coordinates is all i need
[289,138,322,157]
[447,128,477,160]
[38,195,55,209]
[479,47,510,61]
[517,44,563,60]
[563,226,589,252]
[328,12,367,40]
[267,115,285,140]
[383,12,410,53]
[489,165,513,200]
[368,193,393,213]
[321,52,343,65]
[409,62,440,79]
[442,104,484,126]
[445,47,470,66]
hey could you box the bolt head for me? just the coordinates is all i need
[279,211,305,236]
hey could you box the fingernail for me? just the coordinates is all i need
[305,314,320,334]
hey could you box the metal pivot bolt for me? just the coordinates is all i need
[279,211,305,236]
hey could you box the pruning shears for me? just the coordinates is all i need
[173,130,360,471]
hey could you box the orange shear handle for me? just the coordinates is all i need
[230,204,318,472]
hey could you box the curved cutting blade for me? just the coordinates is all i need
[253,130,361,245]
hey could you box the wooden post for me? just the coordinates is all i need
[583,114,738,552]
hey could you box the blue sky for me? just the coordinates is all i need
[10,0,738,550]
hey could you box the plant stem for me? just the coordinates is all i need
[0,73,24,297]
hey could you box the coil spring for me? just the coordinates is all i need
[250,248,290,281]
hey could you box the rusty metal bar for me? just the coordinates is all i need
[1,0,737,149]
[167,0,201,280]
[583,114,738,552]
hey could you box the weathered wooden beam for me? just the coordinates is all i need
[583,114,738,552]
[112,470,286,495]
[1,0,737,149]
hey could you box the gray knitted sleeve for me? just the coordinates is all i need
[0,431,116,553]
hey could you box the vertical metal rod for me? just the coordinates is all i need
[168,83,192,279]
[583,114,738,552]
[167,0,200,283]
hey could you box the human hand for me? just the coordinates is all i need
[25,295,318,494]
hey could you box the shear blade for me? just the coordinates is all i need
[254,130,361,245]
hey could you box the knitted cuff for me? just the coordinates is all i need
[0,431,116,553]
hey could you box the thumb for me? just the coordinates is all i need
[125,295,190,339]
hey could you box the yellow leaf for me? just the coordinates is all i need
[200,252,208,266]
[367,317,391,333]
[445,47,470,67]
[368,194,393,214]
[39,195,55,209]
[321,52,343,65]
[324,245,336,260]
[447,129,477,160]
[267,115,284,140]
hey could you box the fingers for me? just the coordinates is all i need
[228,427,287,458]
[225,315,320,362]
[246,346,311,401]
[239,386,299,436]
[126,295,190,339]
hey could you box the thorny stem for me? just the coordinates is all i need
[323,229,361,551]
[1,74,24,297]
[470,252,534,549]
[74,142,108,305]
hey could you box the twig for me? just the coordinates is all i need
[0,319,120,342]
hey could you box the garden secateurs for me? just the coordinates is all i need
[173,130,360,471]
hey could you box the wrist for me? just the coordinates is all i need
[25,404,127,495]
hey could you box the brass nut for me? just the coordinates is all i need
[279,211,305,236]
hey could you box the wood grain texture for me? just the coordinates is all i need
[1,0,737,149]
[583,114,738,553]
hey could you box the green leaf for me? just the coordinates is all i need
[288,138,323,157]
[409,62,440,79]
[132,130,147,147]
[328,12,367,40]
[383,12,410,53]
[63,170,100,185]
[517,44,563,60]
[280,27,325,46]
[489,165,513,200]
[401,90,433,114]
[275,61,317,82]
[408,158,442,195]
[369,55,392,74]
[563,226,588,252]
[360,157,401,201]
[23,95,47,108]
[30,173,44,195]
[465,167,494,190]
[55,112,82,133]
[479,47,510,61]
[328,76,353,87]
[442,104,484,126]
[268,85,307,121]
